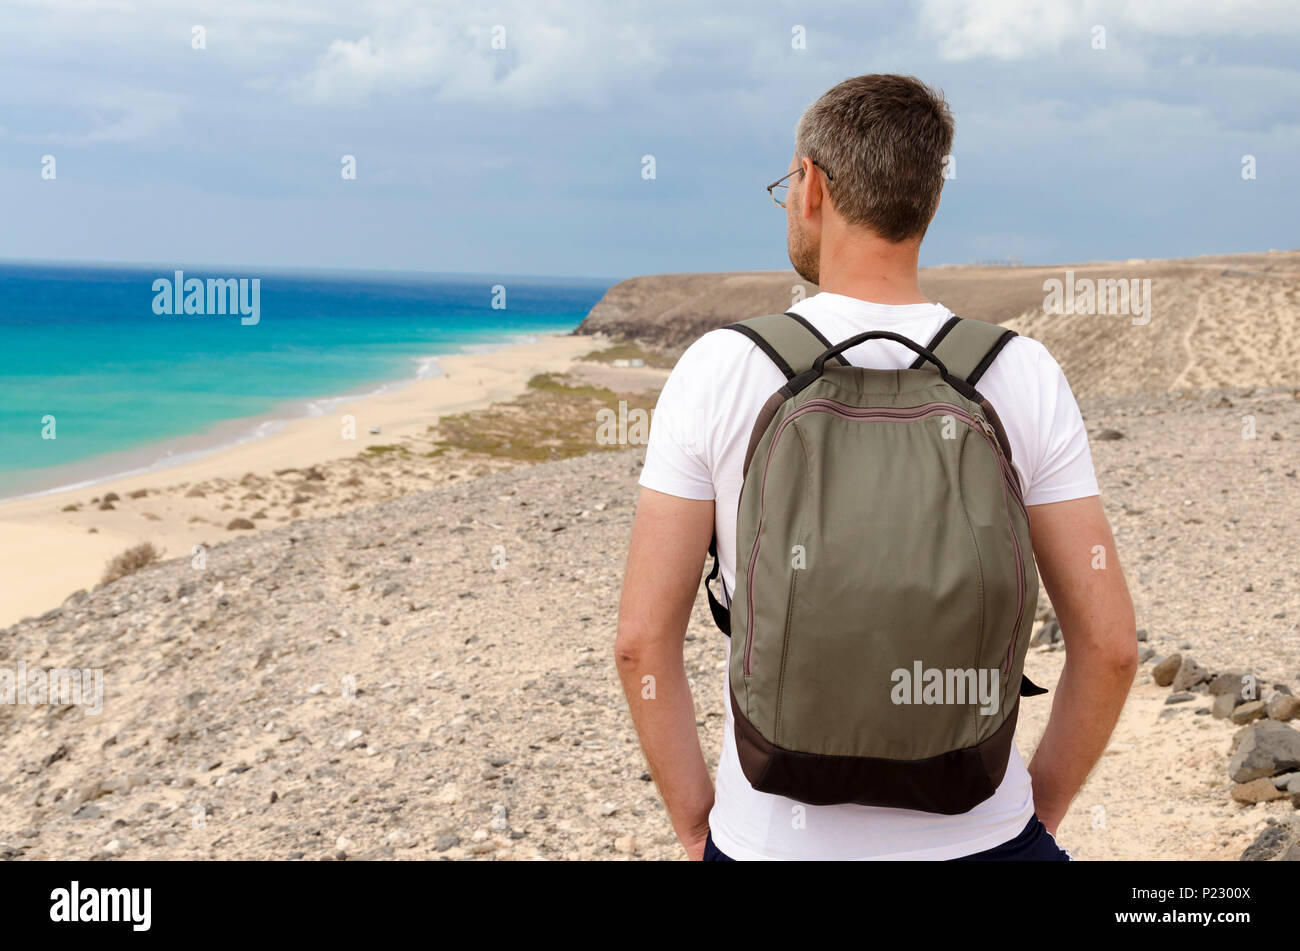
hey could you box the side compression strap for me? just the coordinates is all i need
[704,534,730,636]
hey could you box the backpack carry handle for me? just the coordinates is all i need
[812,330,952,378]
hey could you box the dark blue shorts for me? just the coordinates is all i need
[703,813,1071,861]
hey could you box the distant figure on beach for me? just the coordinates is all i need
[616,74,1137,860]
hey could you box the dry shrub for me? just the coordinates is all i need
[100,542,161,585]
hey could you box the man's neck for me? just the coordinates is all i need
[815,226,928,305]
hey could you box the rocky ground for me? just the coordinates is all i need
[1,382,1298,860]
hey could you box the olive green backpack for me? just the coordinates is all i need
[703,312,1046,814]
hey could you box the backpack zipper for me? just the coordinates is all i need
[743,399,1028,677]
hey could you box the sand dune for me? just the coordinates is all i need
[1002,252,1300,396]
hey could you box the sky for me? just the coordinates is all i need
[1,0,1297,280]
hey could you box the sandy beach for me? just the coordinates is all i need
[0,332,606,627]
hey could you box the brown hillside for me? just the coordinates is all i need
[576,251,1300,397]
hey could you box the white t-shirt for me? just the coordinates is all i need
[638,291,1100,860]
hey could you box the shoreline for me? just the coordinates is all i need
[0,331,607,627]
[0,333,546,505]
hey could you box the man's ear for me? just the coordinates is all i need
[798,156,822,219]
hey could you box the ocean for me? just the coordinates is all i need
[0,263,610,500]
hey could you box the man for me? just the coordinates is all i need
[614,74,1137,860]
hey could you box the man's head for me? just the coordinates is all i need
[785,74,954,285]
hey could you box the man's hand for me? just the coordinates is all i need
[615,487,717,859]
[1025,495,1138,834]
[681,826,710,861]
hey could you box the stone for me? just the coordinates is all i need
[1240,825,1291,861]
[1267,695,1300,722]
[1171,656,1210,693]
[1153,654,1181,687]
[1231,778,1286,804]
[1030,619,1061,648]
[1230,701,1268,725]
[1208,673,1246,697]
[1228,722,1300,783]
[1165,692,1196,705]
[1212,693,1240,719]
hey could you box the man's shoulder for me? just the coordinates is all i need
[679,324,768,361]
[960,330,1071,424]
[665,324,775,384]
[986,330,1064,383]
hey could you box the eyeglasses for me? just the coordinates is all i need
[767,161,833,208]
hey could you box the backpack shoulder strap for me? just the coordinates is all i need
[705,312,847,636]
[723,311,850,378]
[915,316,1040,699]
[911,315,1017,386]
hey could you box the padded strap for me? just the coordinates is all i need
[913,316,1017,386]
[706,312,849,635]
[723,312,850,380]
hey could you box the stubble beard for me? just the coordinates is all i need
[787,217,820,286]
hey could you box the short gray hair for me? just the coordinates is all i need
[794,74,954,242]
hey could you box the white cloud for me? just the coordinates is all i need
[3,89,185,145]
[920,0,1300,61]
[289,2,665,108]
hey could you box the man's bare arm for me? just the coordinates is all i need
[1025,495,1138,834]
[614,487,716,859]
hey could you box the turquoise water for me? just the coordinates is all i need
[0,263,610,498]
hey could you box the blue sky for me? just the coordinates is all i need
[1,0,1297,280]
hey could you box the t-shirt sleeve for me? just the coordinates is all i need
[1022,346,1100,506]
[638,338,717,501]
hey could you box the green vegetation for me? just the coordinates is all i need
[361,444,411,457]
[430,372,658,462]
[526,372,619,400]
[579,343,677,368]
[358,370,663,467]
